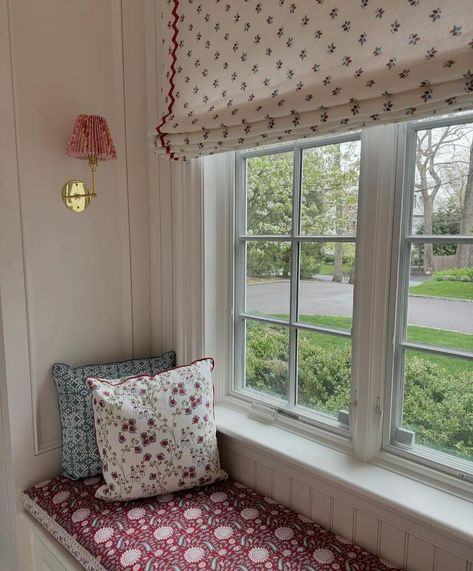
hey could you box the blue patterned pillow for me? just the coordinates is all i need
[53,352,176,480]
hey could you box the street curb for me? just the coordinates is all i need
[409,294,473,303]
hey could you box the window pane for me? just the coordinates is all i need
[300,140,360,236]
[246,152,293,235]
[246,241,291,319]
[411,123,473,237]
[402,350,473,462]
[298,242,355,331]
[407,243,473,353]
[297,330,351,416]
[244,320,289,401]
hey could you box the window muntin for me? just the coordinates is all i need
[390,118,473,474]
[236,136,361,429]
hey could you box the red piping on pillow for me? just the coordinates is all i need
[85,357,215,388]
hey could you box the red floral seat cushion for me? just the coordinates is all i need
[24,476,400,570]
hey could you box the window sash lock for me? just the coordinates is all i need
[337,410,350,428]
[395,427,415,447]
[248,402,277,424]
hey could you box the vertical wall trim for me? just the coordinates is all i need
[376,519,382,557]
[403,531,409,569]
[121,0,153,358]
[351,508,357,543]
[329,497,334,532]
[433,546,439,571]
[111,0,134,362]
[5,0,39,456]
[118,0,135,357]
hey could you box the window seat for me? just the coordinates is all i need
[23,476,400,570]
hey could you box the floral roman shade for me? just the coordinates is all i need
[156,0,473,159]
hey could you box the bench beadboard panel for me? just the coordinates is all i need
[218,435,473,571]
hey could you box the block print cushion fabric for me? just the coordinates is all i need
[53,351,176,480]
[24,476,401,571]
[86,358,226,501]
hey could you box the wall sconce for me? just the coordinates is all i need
[62,114,117,213]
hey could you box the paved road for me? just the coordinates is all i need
[247,281,473,334]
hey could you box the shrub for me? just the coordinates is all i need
[433,267,473,282]
[404,356,473,459]
[245,322,473,461]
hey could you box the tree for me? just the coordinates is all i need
[414,125,473,273]
[246,143,359,280]
[456,138,473,268]
[415,126,465,273]
[414,198,460,262]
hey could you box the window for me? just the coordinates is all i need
[386,117,473,481]
[229,113,473,490]
[234,136,361,432]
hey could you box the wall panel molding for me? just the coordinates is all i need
[0,0,153,457]
[1,2,153,568]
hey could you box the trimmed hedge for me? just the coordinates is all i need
[245,321,473,461]
[433,267,473,282]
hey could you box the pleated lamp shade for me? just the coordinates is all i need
[65,114,117,161]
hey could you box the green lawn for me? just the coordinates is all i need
[273,313,473,374]
[318,263,352,275]
[409,280,473,301]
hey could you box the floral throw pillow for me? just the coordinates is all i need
[86,358,226,501]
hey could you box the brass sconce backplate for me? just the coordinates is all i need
[62,180,95,213]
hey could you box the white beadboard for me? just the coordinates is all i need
[355,509,380,555]
[272,470,291,507]
[332,498,355,541]
[381,522,407,568]
[312,489,332,531]
[290,480,311,518]
[220,441,473,571]
[254,463,272,497]
[435,549,468,571]
[407,536,435,571]
[221,448,255,489]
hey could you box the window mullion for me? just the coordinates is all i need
[352,125,399,462]
[288,146,302,408]
[234,153,247,392]
[386,124,416,449]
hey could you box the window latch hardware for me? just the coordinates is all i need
[248,402,277,424]
[278,408,300,421]
[337,410,350,428]
[395,427,415,447]
[375,396,383,427]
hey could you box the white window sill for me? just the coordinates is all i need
[215,404,473,554]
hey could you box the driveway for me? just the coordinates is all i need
[247,281,473,334]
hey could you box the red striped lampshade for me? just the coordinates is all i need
[65,114,117,160]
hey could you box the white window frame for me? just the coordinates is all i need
[233,133,361,438]
[230,127,400,459]
[205,116,473,498]
[383,114,473,485]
